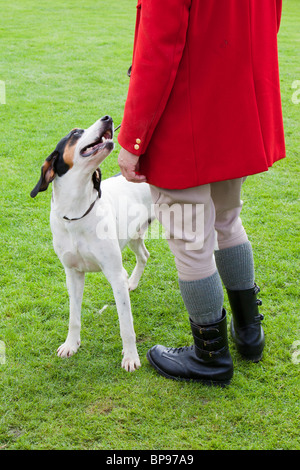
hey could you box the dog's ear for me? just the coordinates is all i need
[30,150,58,198]
[92,167,102,197]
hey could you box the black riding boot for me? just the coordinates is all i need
[227,284,265,362]
[147,309,233,386]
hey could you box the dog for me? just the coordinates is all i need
[30,116,154,371]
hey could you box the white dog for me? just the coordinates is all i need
[31,116,154,371]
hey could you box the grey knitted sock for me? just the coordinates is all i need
[214,241,255,291]
[178,271,224,325]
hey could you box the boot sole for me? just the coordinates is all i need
[239,352,263,363]
[146,350,231,387]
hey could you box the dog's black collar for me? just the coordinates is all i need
[63,168,101,222]
[63,194,100,222]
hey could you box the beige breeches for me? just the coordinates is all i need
[150,178,249,281]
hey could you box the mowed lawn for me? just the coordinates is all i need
[0,0,299,450]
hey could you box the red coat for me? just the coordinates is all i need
[118,0,286,189]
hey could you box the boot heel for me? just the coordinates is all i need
[227,284,265,362]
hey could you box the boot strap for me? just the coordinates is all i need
[194,343,228,359]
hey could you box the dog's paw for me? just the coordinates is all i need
[121,351,141,372]
[57,339,80,358]
[128,278,139,292]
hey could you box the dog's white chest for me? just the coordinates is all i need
[62,247,101,272]
[63,236,102,272]
[53,224,104,273]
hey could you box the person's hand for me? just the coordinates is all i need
[118,148,147,183]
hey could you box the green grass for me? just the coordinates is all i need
[0,0,299,451]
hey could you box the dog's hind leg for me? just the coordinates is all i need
[57,268,85,358]
[127,238,150,291]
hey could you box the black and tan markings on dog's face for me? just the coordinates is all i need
[55,128,84,174]
[30,128,84,198]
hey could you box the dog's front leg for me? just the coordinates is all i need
[57,268,85,358]
[105,270,141,372]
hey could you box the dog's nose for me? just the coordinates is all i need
[100,115,112,122]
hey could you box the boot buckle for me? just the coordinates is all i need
[253,284,261,295]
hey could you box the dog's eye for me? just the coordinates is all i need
[71,128,83,137]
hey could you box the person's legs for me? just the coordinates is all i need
[147,185,233,385]
[211,178,254,290]
[212,179,265,362]
[150,184,223,325]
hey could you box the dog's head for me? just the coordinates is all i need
[30,116,114,198]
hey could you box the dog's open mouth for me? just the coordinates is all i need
[80,129,113,157]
